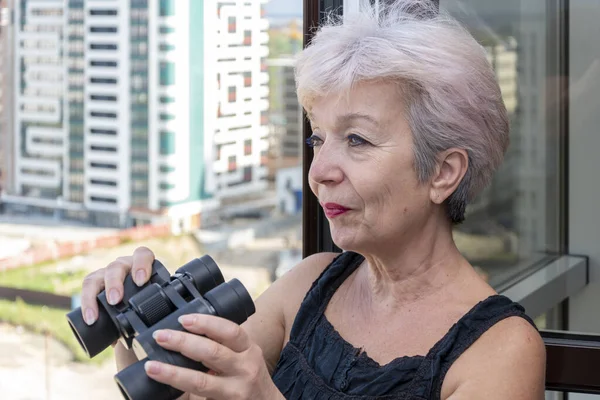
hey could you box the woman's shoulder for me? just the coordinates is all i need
[440,309,545,399]
[276,252,341,318]
[257,252,342,305]
[242,252,342,373]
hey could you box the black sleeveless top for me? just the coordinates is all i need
[271,251,536,399]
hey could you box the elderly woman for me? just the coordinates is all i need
[80,1,545,399]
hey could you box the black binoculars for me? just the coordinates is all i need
[66,255,256,400]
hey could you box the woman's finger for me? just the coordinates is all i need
[80,269,106,325]
[103,257,132,306]
[131,246,155,286]
[144,360,234,399]
[178,314,252,353]
[153,330,237,374]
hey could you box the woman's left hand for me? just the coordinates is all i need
[144,313,284,400]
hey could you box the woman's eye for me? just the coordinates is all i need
[305,135,323,148]
[348,134,369,147]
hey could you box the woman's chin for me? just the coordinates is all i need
[331,231,361,252]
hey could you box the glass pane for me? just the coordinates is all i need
[566,0,600,336]
[0,0,303,399]
[534,303,563,330]
[442,0,562,292]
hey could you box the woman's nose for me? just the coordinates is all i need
[308,145,344,185]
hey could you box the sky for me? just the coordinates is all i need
[263,0,303,18]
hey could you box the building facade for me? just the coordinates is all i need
[265,57,302,181]
[0,0,14,200]
[1,0,269,232]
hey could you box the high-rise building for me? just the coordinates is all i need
[210,1,270,198]
[267,58,302,161]
[0,0,14,201]
[2,0,269,232]
[265,58,302,181]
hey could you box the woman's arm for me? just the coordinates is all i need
[441,316,546,399]
[241,252,339,373]
[174,252,339,400]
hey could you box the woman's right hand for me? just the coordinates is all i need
[80,246,156,326]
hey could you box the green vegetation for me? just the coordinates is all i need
[0,298,114,364]
[0,233,204,364]
[0,262,88,296]
[269,30,301,59]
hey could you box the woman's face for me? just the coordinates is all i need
[307,81,433,252]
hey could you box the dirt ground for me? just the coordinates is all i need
[0,323,121,400]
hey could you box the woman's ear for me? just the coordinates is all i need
[429,148,469,204]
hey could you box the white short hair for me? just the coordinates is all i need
[295,0,509,223]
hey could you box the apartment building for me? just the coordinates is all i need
[1,0,269,232]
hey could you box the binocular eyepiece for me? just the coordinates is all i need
[66,255,256,400]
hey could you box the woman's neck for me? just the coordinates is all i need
[357,218,470,310]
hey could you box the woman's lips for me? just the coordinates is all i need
[321,202,350,218]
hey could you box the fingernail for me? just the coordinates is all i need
[178,315,194,326]
[135,270,146,286]
[152,330,171,342]
[84,309,96,325]
[107,289,120,305]
[145,361,161,375]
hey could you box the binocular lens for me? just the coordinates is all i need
[205,278,256,325]
[66,304,120,358]
[115,360,183,400]
[176,255,225,294]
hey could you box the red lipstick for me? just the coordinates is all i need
[321,202,350,218]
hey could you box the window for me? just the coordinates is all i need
[160,0,175,17]
[90,196,117,204]
[244,139,252,155]
[90,77,117,84]
[90,179,117,187]
[261,110,268,125]
[228,16,236,33]
[228,86,236,102]
[160,131,175,155]
[90,60,117,67]
[90,9,117,16]
[244,30,252,45]
[90,145,117,152]
[132,180,147,191]
[159,96,175,104]
[90,128,117,136]
[90,162,117,170]
[228,155,236,172]
[244,71,252,87]
[90,27,117,33]
[90,43,118,50]
[90,111,117,119]
[159,61,175,86]
[90,94,117,101]
[260,149,268,166]
[441,0,562,289]
[160,165,176,173]
[160,26,175,34]
[243,166,252,182]
[159,43,175,52]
